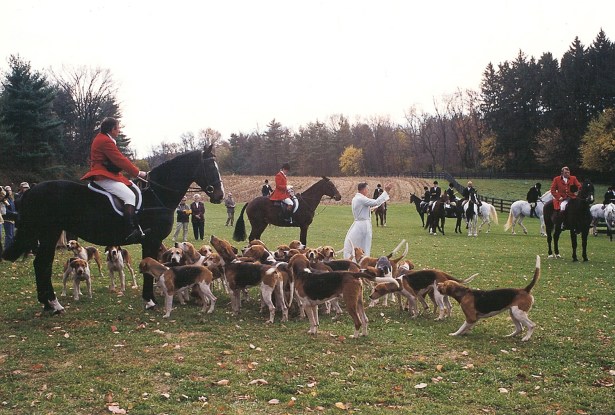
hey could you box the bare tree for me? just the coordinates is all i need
[197,128,222,148]
[51,66,121,165]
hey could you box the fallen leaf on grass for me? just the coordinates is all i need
[335,402,348,409]
[592,378,614,387]
[498,388,509,394]
[414,383,428,389]
[268,399,280,404]
[248,379,268,385]
[214,379,229,386]
[107,405,127,414]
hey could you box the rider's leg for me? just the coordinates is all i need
[282,198,294,223]
[94,179,147,243]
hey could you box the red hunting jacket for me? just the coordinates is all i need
[550,174,581,210]
[269,170,290,201]
[81,133,140,186]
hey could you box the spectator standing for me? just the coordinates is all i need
[261,179,273,197]
[190,194,205,240]
[224,192,236,226]
[2,186,16,250]
[14,182,30,207]
[173,196,190,242]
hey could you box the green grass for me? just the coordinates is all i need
[0,192,614,414]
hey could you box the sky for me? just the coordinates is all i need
[2,0,614,156]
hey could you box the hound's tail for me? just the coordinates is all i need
[462,273,479,284]
[232,203,248,242]
[504,210,513,232]
[389,239,408,262]
[524,255,541,293]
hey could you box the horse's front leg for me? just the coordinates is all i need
[581,229,589,262]
[553,228,562,258]
[299,226,308,246]
[570,231,578,262]
[141,240,160,308]
[34,236,65,314]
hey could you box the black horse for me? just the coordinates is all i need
[543,180,594,262]
[410,193,426,227]
[2,146,224,313]
[445,201,465,234]
[425,195,448,235]
[233,177,341,246]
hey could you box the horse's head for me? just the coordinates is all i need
[197,145,224,204]
[321,177,342,201]
[577,180,595,203]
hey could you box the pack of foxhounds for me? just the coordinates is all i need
[59,237,540,341]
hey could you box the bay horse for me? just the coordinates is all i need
[374,202,387,227]
[425,195,448,235]
[233,177,341,246]
[2,146,224,313]
[410,193,426,227]
[543,181,594,261]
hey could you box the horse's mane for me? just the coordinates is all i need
[151,149,201,171]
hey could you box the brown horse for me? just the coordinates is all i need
[375,202,387,227]
[233,177,341,245]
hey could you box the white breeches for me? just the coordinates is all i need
[94,179,137,206]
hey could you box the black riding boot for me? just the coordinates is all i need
[530,206,536,218]
[124,204,149,244]
[285,205,293,224]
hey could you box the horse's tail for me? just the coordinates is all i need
[489,205,499,225]
[232,204,248,242]
[1,227,33,261]
[524,255,541,293]
[504,209,513,232]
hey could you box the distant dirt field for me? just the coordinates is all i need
[219,175,432,205]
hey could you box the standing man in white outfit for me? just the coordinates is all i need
[343,182,392,259]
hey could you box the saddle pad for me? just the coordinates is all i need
[87,182,142,216]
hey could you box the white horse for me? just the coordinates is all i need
[590,203,615,240]
[476,201,499,233]
[504,191,553,236]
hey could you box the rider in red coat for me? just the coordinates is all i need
[550,166,581,211]
[81,117,148,243]
[270,162,294,223]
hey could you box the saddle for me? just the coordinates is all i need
[87,182,143,216]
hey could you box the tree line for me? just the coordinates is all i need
[1,29,614,185]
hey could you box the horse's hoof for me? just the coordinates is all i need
[583,257,589,262]
[572,258,579,262]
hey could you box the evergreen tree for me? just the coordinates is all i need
[0,55,63,170]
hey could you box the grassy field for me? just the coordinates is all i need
[0,186,613,414]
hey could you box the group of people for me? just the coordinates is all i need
[0,181,33,255]
[173,194,206,242]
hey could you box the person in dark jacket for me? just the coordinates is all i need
[173,196,190,242]
[190,194,205,240]
[526,183,541,218]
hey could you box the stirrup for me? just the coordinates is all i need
[125,226,150,244]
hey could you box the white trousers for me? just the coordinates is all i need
[94,179,137,206]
